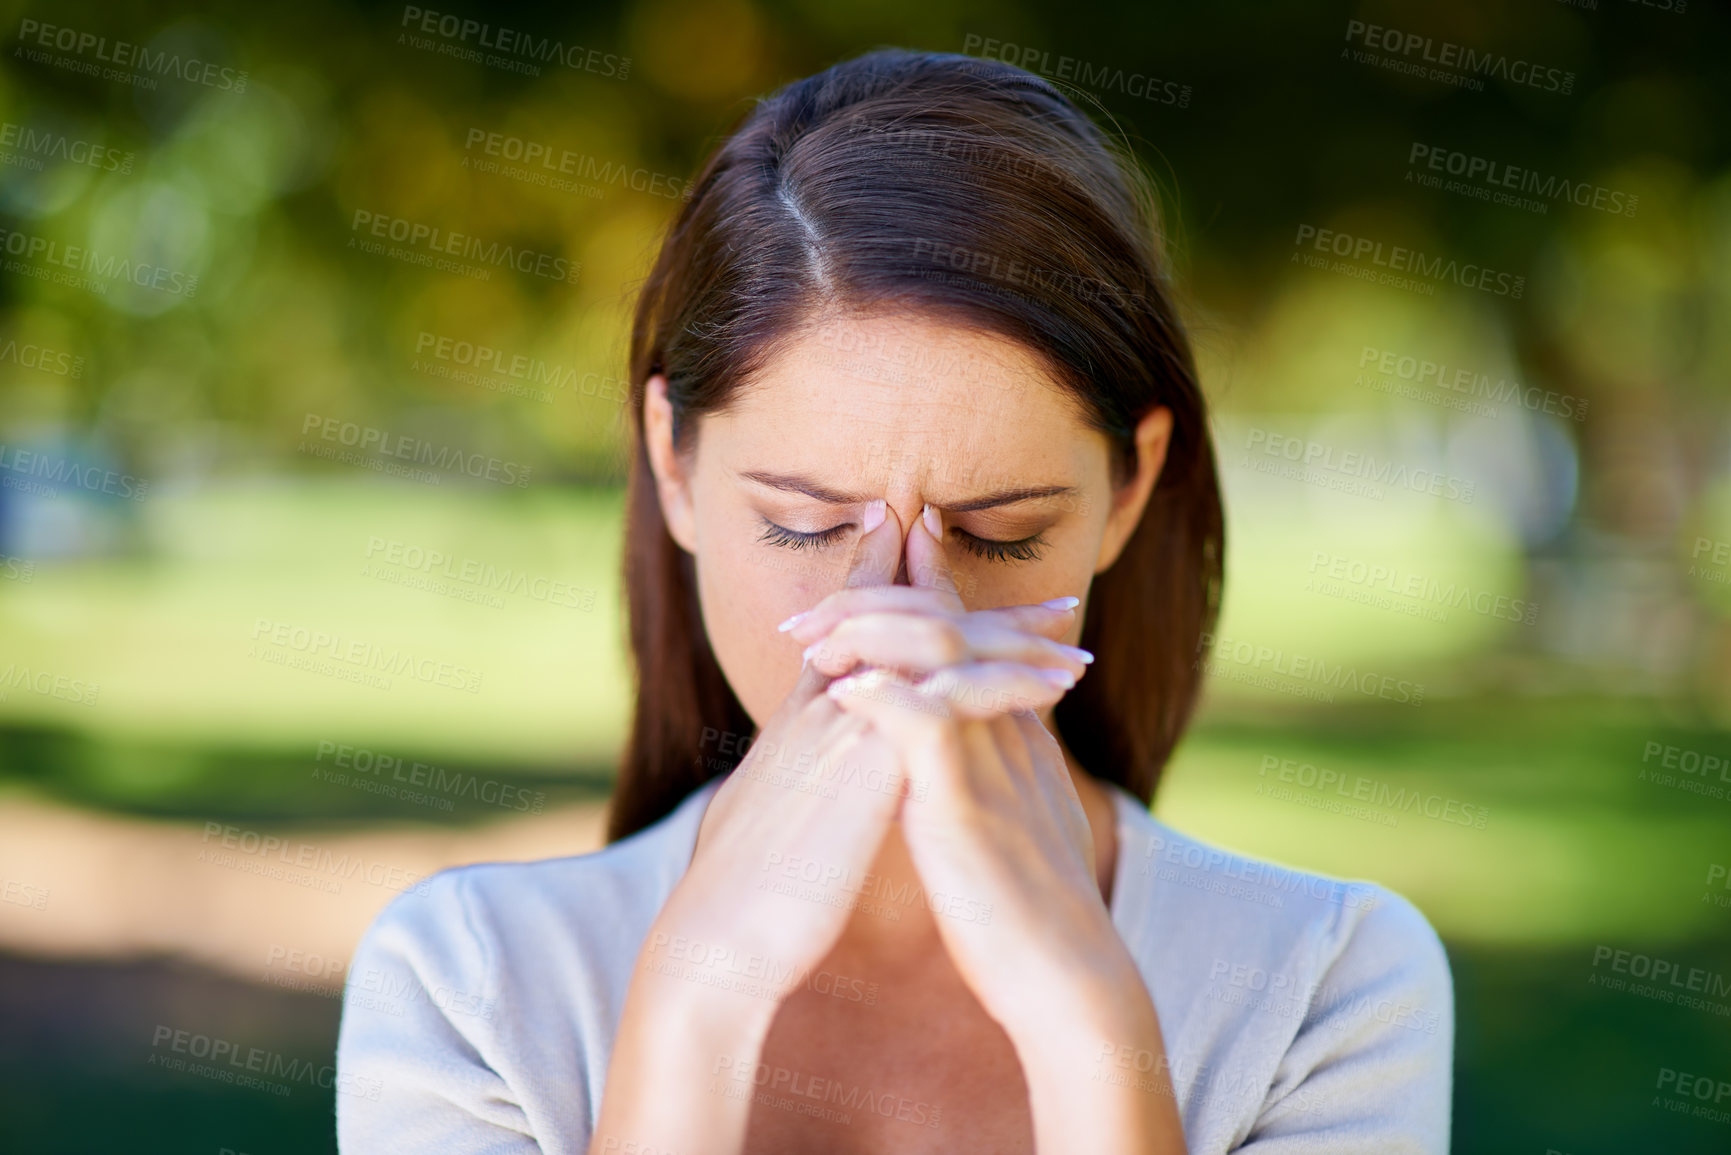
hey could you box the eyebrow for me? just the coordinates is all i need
[739,470,1077,513]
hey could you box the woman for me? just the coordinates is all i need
[336,48,1452,1154]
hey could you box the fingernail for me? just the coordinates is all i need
[801,643,821,663]
[861,499,886,534]
[922,503,942,538]
[1058,644,1095,664]
[1041,596,1081,611]
[1037,668,1076,690]
[777,611,809,632]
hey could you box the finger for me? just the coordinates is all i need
[821,668,965,799]
[914,661,1076,718]
[828,661,1074,724]
[783,589,1085,645]
[967,598,1085,643]
[804,612,1092,678]
[776,501,904,702]
[846,499,904,590]
[782,585,970,641]
[905,502,965,610]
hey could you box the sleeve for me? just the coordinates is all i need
[1233,887,1454,1154]
[335,868,544,1154]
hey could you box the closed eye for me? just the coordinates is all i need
[756,518,852,551]
[951,528,1048,564]
[755,517,1048,564]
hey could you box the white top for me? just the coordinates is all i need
[336,775,1453,1153]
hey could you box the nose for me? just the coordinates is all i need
[885,496,924,586]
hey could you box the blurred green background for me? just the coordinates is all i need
[1,0,1729,1151]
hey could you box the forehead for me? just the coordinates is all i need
[707,313,1091,468]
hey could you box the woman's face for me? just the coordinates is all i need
[645,312,1171,726]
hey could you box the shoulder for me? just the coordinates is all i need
[335,777,723,1149]
[353,775,721,983]
[1113,790,1447,993]
[1108,790,1453,1151]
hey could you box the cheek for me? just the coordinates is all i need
[950,527,1100,613]
[695,533,849,724]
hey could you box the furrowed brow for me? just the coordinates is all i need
[740,470,1074,512]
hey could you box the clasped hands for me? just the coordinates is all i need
[644,499,1182,1155]
[689,498,1129,1040]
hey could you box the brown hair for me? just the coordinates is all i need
[608,48,1223,842]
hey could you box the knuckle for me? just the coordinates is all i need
[926,619,968,665]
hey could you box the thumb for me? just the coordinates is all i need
[844,499,904,589]
[782,500,903,707]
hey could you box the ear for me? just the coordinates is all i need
[1094,405,1173,573]
[643,374,698,554]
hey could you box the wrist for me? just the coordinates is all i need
[1010,979,1183,1155]
[994,919,1152,1042]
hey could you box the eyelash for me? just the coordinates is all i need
[755,518,1048,564]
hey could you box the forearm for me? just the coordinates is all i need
[590,954,780,1155]
[1007,954,1188,1155]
